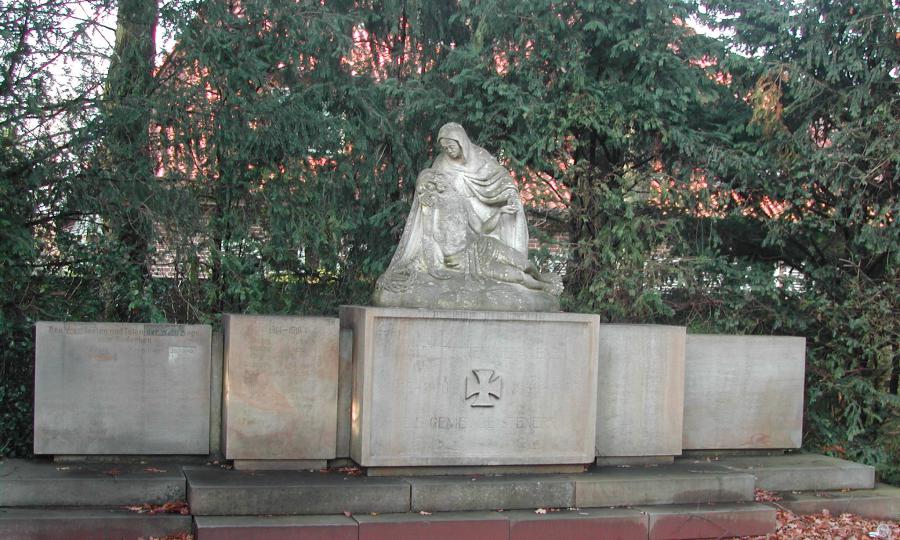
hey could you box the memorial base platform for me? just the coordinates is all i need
[1,454,892,539]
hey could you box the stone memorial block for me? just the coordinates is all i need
[341,306,600,467]
[223,315,339,462]
[683,334,806,450]
[595,324,685,461]
[34,321,212,455]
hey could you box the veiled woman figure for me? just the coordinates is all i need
[431,122,529,255]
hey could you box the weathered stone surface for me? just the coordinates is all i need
[681,449,786,459]
[506,508,648,540]
[231,459,326,471]
[775,484,900,520]
[683,334,805,450]
[596,324,685,460]
[34,321,211,455]
[642,503,776,540]
[595,456,674,467]
[367,464,585,477]
[335,328,354,459]
[0,509,191,540]
[0,459,185,507]
[52,455,209,465]
[223,315,338,461]
[342,306,599,467]
[375,279,560,312]
[355,512,509,540]
[209,330,224,459]
[373,123,562,312]
[194,515,358,540]
[408,475,574,512]
[711,454,876,491]
[185,466,410,516]
[574,462,755,508]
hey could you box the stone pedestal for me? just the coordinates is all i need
[340,306,600,468]
[223,315,339,465]
[595,324,685,463]
[682,335,806,450]
[34,322,212,455]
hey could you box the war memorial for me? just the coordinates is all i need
[1,124,896,539]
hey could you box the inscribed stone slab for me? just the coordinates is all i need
[34,321,211,455]
[595,324,685,459]
[341,306,600,467]
[223,315,338,460]
[682,334,806,449]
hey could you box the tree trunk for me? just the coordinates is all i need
[103,0,159,319]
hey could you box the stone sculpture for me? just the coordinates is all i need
[374,122,561,311]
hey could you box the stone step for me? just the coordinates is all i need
[774,483,900,520]
[700,453,876,491]
[505,508,650,540]
[574,462,756,508]
[407,474,574,512]
[192,504,776,540]
[0,508,191,540]
[185,462,758,515]
[184,465,410,516]
[194,515,358,540]
[0,459,186,506]
[354,511,511,540]
[640,503,775,540]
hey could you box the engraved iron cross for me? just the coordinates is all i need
[465,369,502,407]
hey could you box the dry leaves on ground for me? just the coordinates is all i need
[739,509,899,539]
[754,488,783,502]
[326,466,363,476]
[125,501,190,515]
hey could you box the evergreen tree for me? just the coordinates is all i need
[700,0,899,479]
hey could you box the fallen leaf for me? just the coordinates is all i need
[125,501,189,516]
[740,508,899,539]
[754,488,783,502]
[332,466,363,476]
